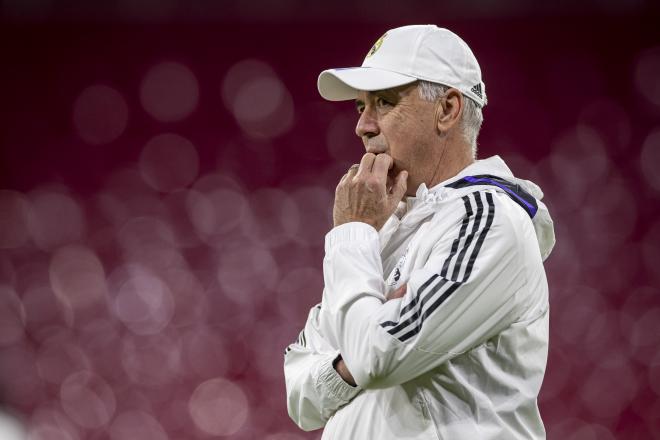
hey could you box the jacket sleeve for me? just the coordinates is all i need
[284,304,362,431]
[319,190,534,389]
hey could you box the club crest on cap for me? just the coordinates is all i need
[366,33,387,58]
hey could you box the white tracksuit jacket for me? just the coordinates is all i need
[284,156,556,439]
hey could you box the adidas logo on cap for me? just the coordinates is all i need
[471,83,483,99]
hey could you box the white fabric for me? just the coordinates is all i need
[284,156,554,439]
[317,25,487,107]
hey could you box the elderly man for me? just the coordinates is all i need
[284,25,555,439]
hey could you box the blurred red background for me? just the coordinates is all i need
[1,1,659,439]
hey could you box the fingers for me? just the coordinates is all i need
[340,163,360,184]
[386,283,407,301]
[356,153,376,177]
[388,169,408,202]
[372,154,393,180]
[351,153,392,181]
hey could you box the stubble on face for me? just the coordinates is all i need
[357,83,441,196]
[386,87,439,195]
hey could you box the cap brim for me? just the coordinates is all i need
[317,67,417,101]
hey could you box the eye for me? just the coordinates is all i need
[356,104,365,114]
[375,96,392,108]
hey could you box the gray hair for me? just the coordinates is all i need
[417,80,484,158]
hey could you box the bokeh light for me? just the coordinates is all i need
[140,62,199,122]
[640,127,660,192]
[73,85,129,146]
[216,244,279,305]
[27,190,86,251]
[0,190,30,249]
[241,188,300,247]
[0,346,43,408]
[0,285,26,347]
[222,59,295,139]
[59,371,116,429]
[188,378,249,436]
[113,267,175,335]
[276,266,323,321]
[49,244,107,315]
[634,46,660,108]
[120,330,182,387]
[547,419,617,440]
[108,410,169,440]
[186,173,250,247]
[36,338,91,386]
[577,98,632,154]
[28,424,78,440]
[29,404,81,440]
[139,133,200,193]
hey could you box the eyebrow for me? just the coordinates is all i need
[374,88,401,102]
[354,88,402,110]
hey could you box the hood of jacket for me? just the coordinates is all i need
[403,155,555,261]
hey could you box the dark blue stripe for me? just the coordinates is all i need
[446,174,537,218]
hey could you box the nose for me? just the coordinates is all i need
[355,106,380,140]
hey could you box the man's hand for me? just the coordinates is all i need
[386,283,407,301]
[333,355,357,387]
[333,153,408,231]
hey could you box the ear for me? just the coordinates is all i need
[434,88,463,134]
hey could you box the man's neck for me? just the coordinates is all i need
[426,146,475,189]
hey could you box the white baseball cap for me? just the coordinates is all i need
[317,24,487,107]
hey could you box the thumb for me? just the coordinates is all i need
[389,170,408,203]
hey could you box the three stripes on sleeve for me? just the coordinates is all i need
[380,191,495,343]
